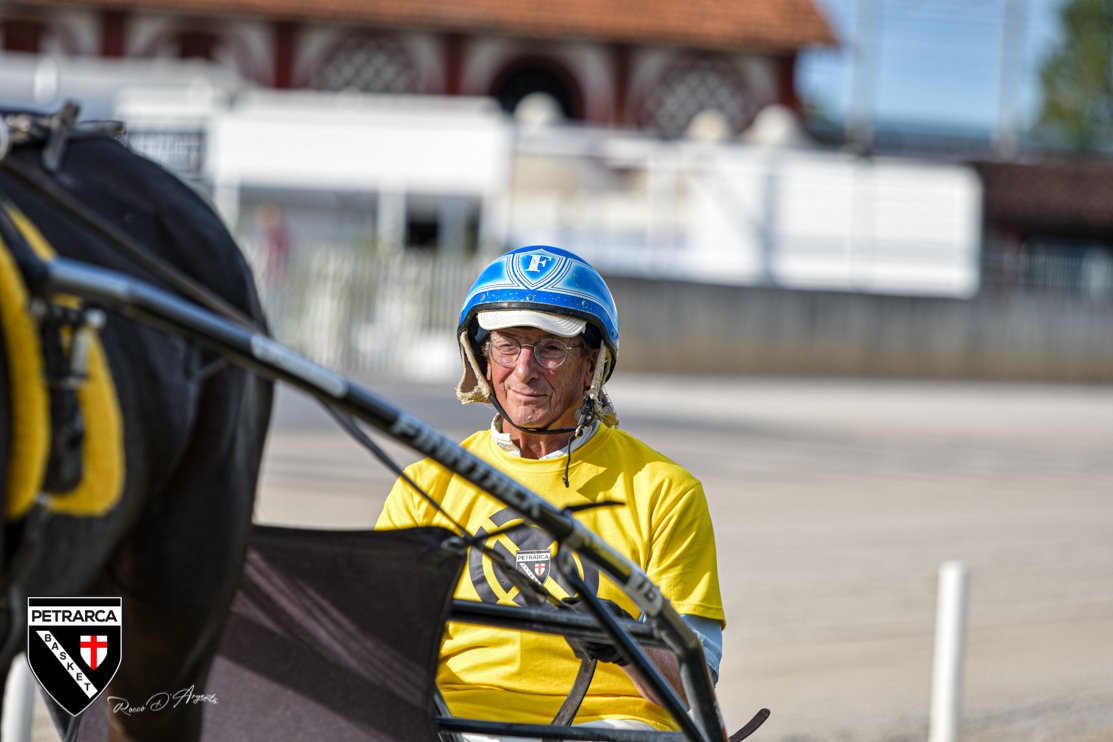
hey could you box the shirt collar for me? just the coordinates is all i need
[491,415,602,460]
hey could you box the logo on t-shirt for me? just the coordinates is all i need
[515,550,551,584]
[470,508,599,606]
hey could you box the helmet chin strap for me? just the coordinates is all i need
[487,394,579,435]
[488,392,601,489]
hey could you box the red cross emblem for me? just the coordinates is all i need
[80,635,108,670]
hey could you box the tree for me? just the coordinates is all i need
[1037,0,1113,149]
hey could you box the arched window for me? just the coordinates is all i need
[492,61,582,121]
[642,59,753,138]
[310,37,418,94]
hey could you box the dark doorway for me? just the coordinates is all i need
[179,31,216,60]
[493,63,581,121]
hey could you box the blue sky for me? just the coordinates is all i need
[797,0,1066,137]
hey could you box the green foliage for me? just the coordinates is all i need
[1037,0,1113,148]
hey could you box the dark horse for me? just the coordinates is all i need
[0,110,273,740]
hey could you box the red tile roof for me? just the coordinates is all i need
[19,0,837,53]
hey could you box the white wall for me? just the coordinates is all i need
[116,86,514,250]
[684,146,982,297]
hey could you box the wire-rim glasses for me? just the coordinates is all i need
[486,335,584,369]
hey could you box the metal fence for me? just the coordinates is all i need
[982,244,1113,301]
[126,129,206,177]
[242,242,482,382]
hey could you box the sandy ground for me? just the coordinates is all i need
[30,374,1113,742]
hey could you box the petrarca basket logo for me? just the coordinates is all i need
[27,597,122,716]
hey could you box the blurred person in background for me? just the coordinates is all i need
[376,246,723,734]
[254,201,290,284]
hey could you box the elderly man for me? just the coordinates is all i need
[376,246,723,733]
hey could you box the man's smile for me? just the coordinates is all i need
[508,386,548,400]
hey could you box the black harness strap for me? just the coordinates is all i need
[544,656,598,739]
[729,709,771,742]
[37,300,89,493]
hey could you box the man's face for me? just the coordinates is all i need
[485,326,598,430]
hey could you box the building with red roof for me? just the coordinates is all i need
[2,0,834,135]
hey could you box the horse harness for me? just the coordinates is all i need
[0,103,277,675]
[0,202,124,517]
[0,194,127,673]
[0,101,256,516]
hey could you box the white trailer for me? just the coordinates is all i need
[510,131,983,299]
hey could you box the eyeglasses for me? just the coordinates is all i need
[487,335,584,369]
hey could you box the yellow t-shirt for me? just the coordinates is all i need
[376,423,724,731]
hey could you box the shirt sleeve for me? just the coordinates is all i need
[646,481,725,628]
[376,465,434,529]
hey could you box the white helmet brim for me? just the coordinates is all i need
[478,310,586,338]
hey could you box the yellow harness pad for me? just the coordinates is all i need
[0,207,125,519]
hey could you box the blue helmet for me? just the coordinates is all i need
[458,246,619,375]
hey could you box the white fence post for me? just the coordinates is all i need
[377,190,406,255]
[929,560,969,742]
[3,654,36,742]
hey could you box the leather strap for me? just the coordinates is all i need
[544,656,597,740]
[729,708,771,742]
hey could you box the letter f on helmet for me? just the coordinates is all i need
[524,255,551,272]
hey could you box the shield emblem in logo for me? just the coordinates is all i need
[516,550,551,585]
[27,597,122,716]
[509,249,569,290]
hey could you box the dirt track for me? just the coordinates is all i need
[32,375,1113,741]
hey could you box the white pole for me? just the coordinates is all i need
[993,0,1028,159]
[929,561,969,742]
[2,654,36,742]
[376,189,406,255]
[845,0,879,149]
